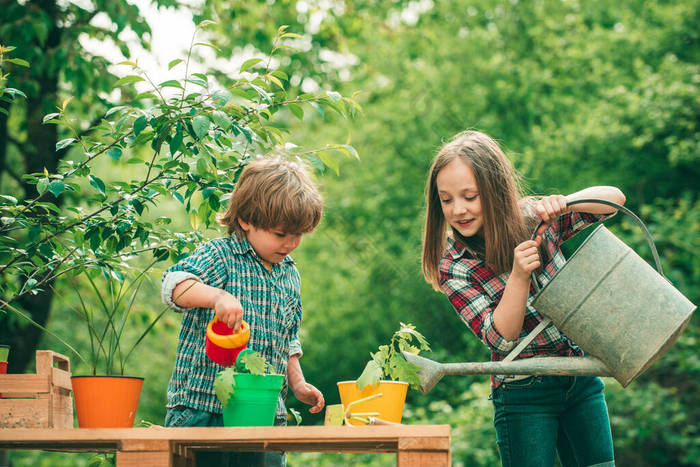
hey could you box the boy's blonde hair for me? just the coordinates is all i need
[218,156,323,236]
[422,130,534,290]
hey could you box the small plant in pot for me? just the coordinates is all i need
[337,322,430,425]
[214,349,284,427]
[54,261,170,428]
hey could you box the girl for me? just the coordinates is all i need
[422,130,624,467]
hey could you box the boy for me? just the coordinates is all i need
[161,156,325,466]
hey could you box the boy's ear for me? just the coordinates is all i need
[238,218,251,232]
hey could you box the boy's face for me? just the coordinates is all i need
[238,220,303,263]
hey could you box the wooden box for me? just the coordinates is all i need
[0,350,73,429]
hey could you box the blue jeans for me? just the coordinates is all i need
[491,375,614,467]
[165,406,286,466]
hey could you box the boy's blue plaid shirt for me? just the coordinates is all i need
[161,233,303,419]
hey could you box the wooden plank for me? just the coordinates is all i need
[120,439,171,452]
[116,451,172,467]
[397,450,450,466]
[398,436,451,451]
[0,399,49,429]
[51,367,73,391]
[0,375,49,394]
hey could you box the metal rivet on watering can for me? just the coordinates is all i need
[530,199,696,387]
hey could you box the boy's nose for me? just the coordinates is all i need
[285,235,302,249]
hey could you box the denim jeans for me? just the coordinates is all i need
[491,375,614,467]
[165,406,286,466]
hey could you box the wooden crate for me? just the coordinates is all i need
[0,350,73,429]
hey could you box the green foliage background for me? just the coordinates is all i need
[2,0,698,466]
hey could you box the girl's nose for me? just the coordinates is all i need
[453,198,468,215]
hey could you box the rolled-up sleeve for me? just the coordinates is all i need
[440,265,517,356]
[160,240,229,312]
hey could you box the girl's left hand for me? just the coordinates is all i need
[292,382,325,413]
[535,195,569,235]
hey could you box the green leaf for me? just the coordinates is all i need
[356,360,382,391]
[107,147,123,161]
[238,351,268,375]
[37,178,49,195]
[317,151,339,175]
[168,59,183,70]
[159,80,184,89]
[133,116,147,136]
[48,181,65,197]
[192,115,210,140]
[170,125,183,154]
[288,408,302,426]
[211,111,231,130]
[196,157,208,176]
[214,369,236,408]
[340,144,359,160]
[0,195,18,205]
[6,58,30,67]
[194,42,220,51]
[288,103,304,120]
[42,112,60,123]
[88,175,106,195]
[56,138,76,151]
[114,75,145,87]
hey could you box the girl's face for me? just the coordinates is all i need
[238,220,303,263]
[436,157,483,237]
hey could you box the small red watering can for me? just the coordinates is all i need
[206,317,250,366]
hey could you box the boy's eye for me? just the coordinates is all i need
[274,232,286,237]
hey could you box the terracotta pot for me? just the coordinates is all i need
[71,375,143,428]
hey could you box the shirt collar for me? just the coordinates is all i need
[227,233,295,265]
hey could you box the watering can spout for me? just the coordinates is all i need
[402,351,612,394]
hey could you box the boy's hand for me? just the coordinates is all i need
[213,291,244,331]
[292,382,325,414]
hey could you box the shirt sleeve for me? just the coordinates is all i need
[287,268,304,357]
[160,240,230,313]
[546,210,615,244]
[439,262,517,356]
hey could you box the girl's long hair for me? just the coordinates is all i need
[422,130,535,290]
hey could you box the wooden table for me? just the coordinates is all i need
[0,425,451,466]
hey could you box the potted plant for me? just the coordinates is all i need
[52,260,170,428]
[214,349,284,427]
[337,322,430,425]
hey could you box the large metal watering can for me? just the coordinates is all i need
[406,199,696,394]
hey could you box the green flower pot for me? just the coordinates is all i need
[218,373,284,427]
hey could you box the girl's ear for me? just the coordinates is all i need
[238,218,251,232]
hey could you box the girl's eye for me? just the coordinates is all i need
[440,199,451,204]
[465,195,478,201]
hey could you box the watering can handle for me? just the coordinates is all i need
[529,198,665,294]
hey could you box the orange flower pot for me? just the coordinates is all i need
[71,375,143,428]
[337,380,408,426]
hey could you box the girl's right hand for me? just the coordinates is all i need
[213,291,244,330]
[511,239,541,281]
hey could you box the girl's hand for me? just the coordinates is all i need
[511,239,541,281]
[534,195,569,235]
[292,382,325,413]
[213,291,244,330]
